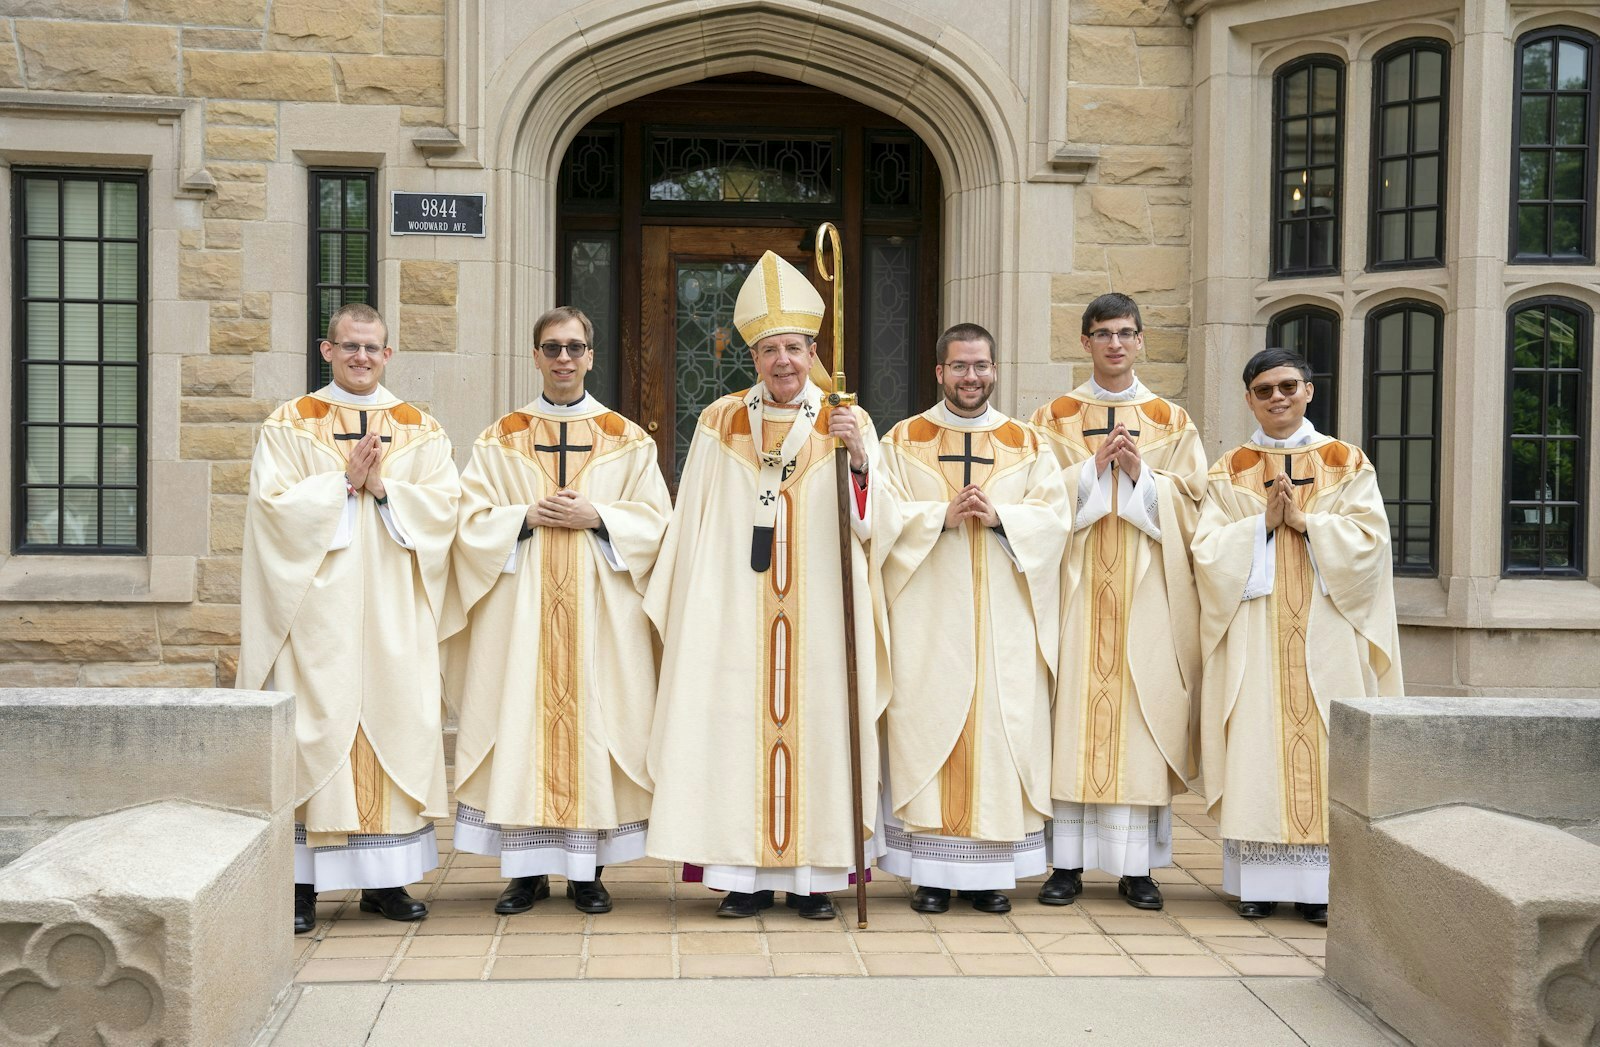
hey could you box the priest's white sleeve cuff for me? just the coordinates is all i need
[378,502,415,549]
[329,492,357,550]
[1303,530,1331,596]
[1075,466,1112,531]
[1242,516,1274,600]
[502,540,520,574]
[592,531,627,572]
[1116,468,1162,543]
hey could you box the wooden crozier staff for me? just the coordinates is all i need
[815,222,869,929]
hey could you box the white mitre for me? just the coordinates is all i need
[733,251,825,345]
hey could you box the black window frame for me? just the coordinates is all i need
[1509,27,1600,265]
[307,168,379,391]
[1266,304,1340,438]
[11,167,149,556]
[1502,296,1590,577]
[1271,54,1346,279]
[1364,300,1444,576]
[1368,39,1451,271]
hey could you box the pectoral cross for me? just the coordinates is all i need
[938,432,995,486]
[1264,454,1314,490]
[535,421,593,488]
[334,411,391,448]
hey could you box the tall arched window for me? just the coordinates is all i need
[1504,297,1590,575]
[1267,305,1340,436]
[1273,55,1345,277]
[1370,40,1449,269]
[1366,302,1443,574]
[1511,28,1599,263]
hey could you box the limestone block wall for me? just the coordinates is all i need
[1049,0,1194,404]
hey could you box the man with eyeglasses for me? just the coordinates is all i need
[875,323,1069,914]
[1030,292,1207,912]
[644,252,882,921]
[239,302,461,934]
[1193,348,1402,926]
[441,306,671,918]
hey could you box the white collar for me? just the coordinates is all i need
[936,400,1001,428]
[320,382,387,406]
[762,379,816,412]
[1088,374,1145,402]
[1251,418,1319,448]
[537,392,598,415]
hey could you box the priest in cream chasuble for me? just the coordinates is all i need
[644,252,886,920]
[238,304,459,932]
[1028,294,1205,912]
[876,324,1069,914]
[1193,349,1403,925]
[441,307,671,917]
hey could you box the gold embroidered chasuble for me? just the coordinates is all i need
[644,391,887,870]
[876,409,1069,842]
[238,387,460,843]
[441,401,672,832]
[1030,385,1206,808]
[1193,437,1403,846]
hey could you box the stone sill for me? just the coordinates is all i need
[1398,574,1600,631]
[0,554,195,603]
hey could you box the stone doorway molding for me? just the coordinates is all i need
[471,0,1026,407]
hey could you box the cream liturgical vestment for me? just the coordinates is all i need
[1193,421,1403,904]
[1030,378,1205,877]
[442,395,671,879]
[239,384,460,891]
[876,403,1069,889]
[643,382,885,894]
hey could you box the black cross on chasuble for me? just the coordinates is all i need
[1082,405,1142,441]
[534,421,593,488]
[1264,454,1315,489]
[938,432,995,486]
[334,410,392,447]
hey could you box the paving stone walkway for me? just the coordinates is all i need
[290,792,1328,983]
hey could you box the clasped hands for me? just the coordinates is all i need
[344,431,386,501]
[1093,423,1142,484]
[1264,473,1308,533]
[945,484,999,530]
[526,489,601,531]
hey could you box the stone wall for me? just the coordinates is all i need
[1052,0,1193,403]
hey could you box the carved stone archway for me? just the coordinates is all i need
[480,0,1026,405]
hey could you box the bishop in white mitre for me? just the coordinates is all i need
[1193,348,1403,925]
[238,303,460,934]
[1029,294,1206,912]
[643,251,885,920]
[441,306,671,917]
[876,323,1069,914]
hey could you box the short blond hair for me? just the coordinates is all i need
[534,306,595,350]
[326,302,388,346]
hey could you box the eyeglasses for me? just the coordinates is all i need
[1087,328,1141,345]
[332,342,386,356]
[1250,379,1307,400]
[943,361,994,377]
[538,341,590,358]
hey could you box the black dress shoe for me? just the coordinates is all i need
[1236,900,1278,919]
[293,883,316,935]
[1038,868,1083,906]
[961,890,1012,913]
[716,890,775,918]
[567,878,613,914]
[1295,902,1328,925]
[911,886,951,913]
[494,875,550,915]
[359,886,428,921]
[787,892,836,920]
[1118,875,1164,911]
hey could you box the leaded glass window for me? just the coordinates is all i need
[565,234,619,406]
[673,263,760,479]
[308,170,377,390]
[1365,302,1441,574]
[1512,29,1598,263]
[647,132,837,206]
[13,170,146,554]
[561,127,620,207]
[1504,298,1589,575]
[1273,56,1344,277]
[1266,305,1339,437]
[865,131,920,214]
[1370,40,1449,269]
[861,236,917,425]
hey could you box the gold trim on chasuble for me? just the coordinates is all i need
[1227,441,1363,846]
[497,409,632,829]
[352,725,391,834]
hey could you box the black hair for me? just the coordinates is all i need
[1081,293,1142,336]
[936,323,996,364]
[1242,347,1313,387]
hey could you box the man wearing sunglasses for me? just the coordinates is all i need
[1030,292,1207,913]
[442,306,671,918]
[239,302,461,934]
[1192,348,1403,925]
